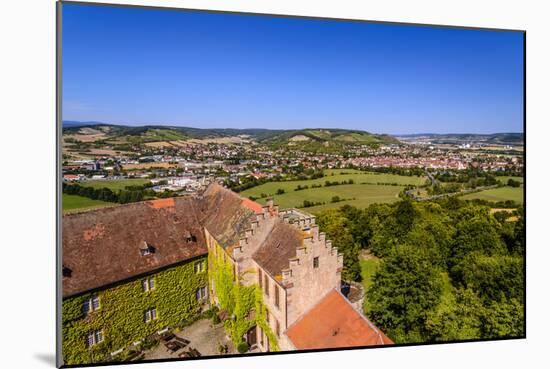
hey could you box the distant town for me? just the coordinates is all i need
[62,122,523,213]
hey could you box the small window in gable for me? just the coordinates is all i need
[139,241,155,256]
[62,266,72,278]
[313,256,319,269]
[184,230,196,243]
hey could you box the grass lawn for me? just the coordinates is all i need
[82,178,151,191]
[62,194,114,213]
[360,257,381,314]
[241,171,425,213]
[496,176,524,184]
[439,272,455,305]
[460,186,524,204]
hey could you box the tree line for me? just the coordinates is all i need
[62,181,175,204]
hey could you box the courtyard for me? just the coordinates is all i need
[142,318,236,361]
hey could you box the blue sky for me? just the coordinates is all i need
[62,3,524,134]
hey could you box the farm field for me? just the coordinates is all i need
[323,169,426,185]
[244,184,404,213]
[460,186,524,204]
[241,170,425,213]
[81,178,151,191]
[496,176,524,184]
[62,194,114,213]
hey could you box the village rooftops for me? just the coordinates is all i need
[62,197,206,298]
[285,289,393,350]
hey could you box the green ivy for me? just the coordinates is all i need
[62,256,208,365]
[208,243,279,351]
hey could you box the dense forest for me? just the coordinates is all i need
[316,197,524,344]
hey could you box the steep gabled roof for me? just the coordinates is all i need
[285,289,393,350]
[199,184,258,248]
[252,220,302,278]
[62,197,206,298]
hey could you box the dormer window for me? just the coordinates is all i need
[62,266,72,278]
[139,241,155,256]
[184,231,196,243]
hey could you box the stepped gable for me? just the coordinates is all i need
[199,183,259,248]
[252,220,303,278]
[62,197,206,298]
[286,289,393,350]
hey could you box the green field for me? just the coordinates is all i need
[246,184,404,213]
[496,176,524,184]
[82,178,151,191]
[241,170,425,213]
[460,186,524,204]
[62,194,113,212]
[360,257,381,313]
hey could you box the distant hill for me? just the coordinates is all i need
[396,132,524,145]
[62,120,108,128]
[62,122,397,149]
[260,129,399,151]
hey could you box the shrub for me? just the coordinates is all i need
[212,314,221,325]
[237,341,249,354]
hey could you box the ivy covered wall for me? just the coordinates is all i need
[208,240,279,351]
[62,256,208,365]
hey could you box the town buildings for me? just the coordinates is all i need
[61,183,392,365]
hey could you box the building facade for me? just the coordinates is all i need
[61,183,391,365]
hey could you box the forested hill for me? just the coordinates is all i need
[62,122,398,147]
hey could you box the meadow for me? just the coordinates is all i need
[460,186,524,204]
[496,176,524,184]
[62,194,113,213]
[241,170,426,213]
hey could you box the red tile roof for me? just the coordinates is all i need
[286,289,393,350]
[62,196,206,297]
[241,198,264,215]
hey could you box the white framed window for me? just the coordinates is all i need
[196,286,207,301]
[83,295,100,314]
[194,260,206,274]
[144,308,157,323]
[85,329,104,347]
[141,277,155,292]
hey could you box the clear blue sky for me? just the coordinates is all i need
[62,3,524,134]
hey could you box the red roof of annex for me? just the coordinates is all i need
[286,289,393,350]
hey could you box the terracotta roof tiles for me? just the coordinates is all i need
[286,289,393,350]
[62,196,206,297]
